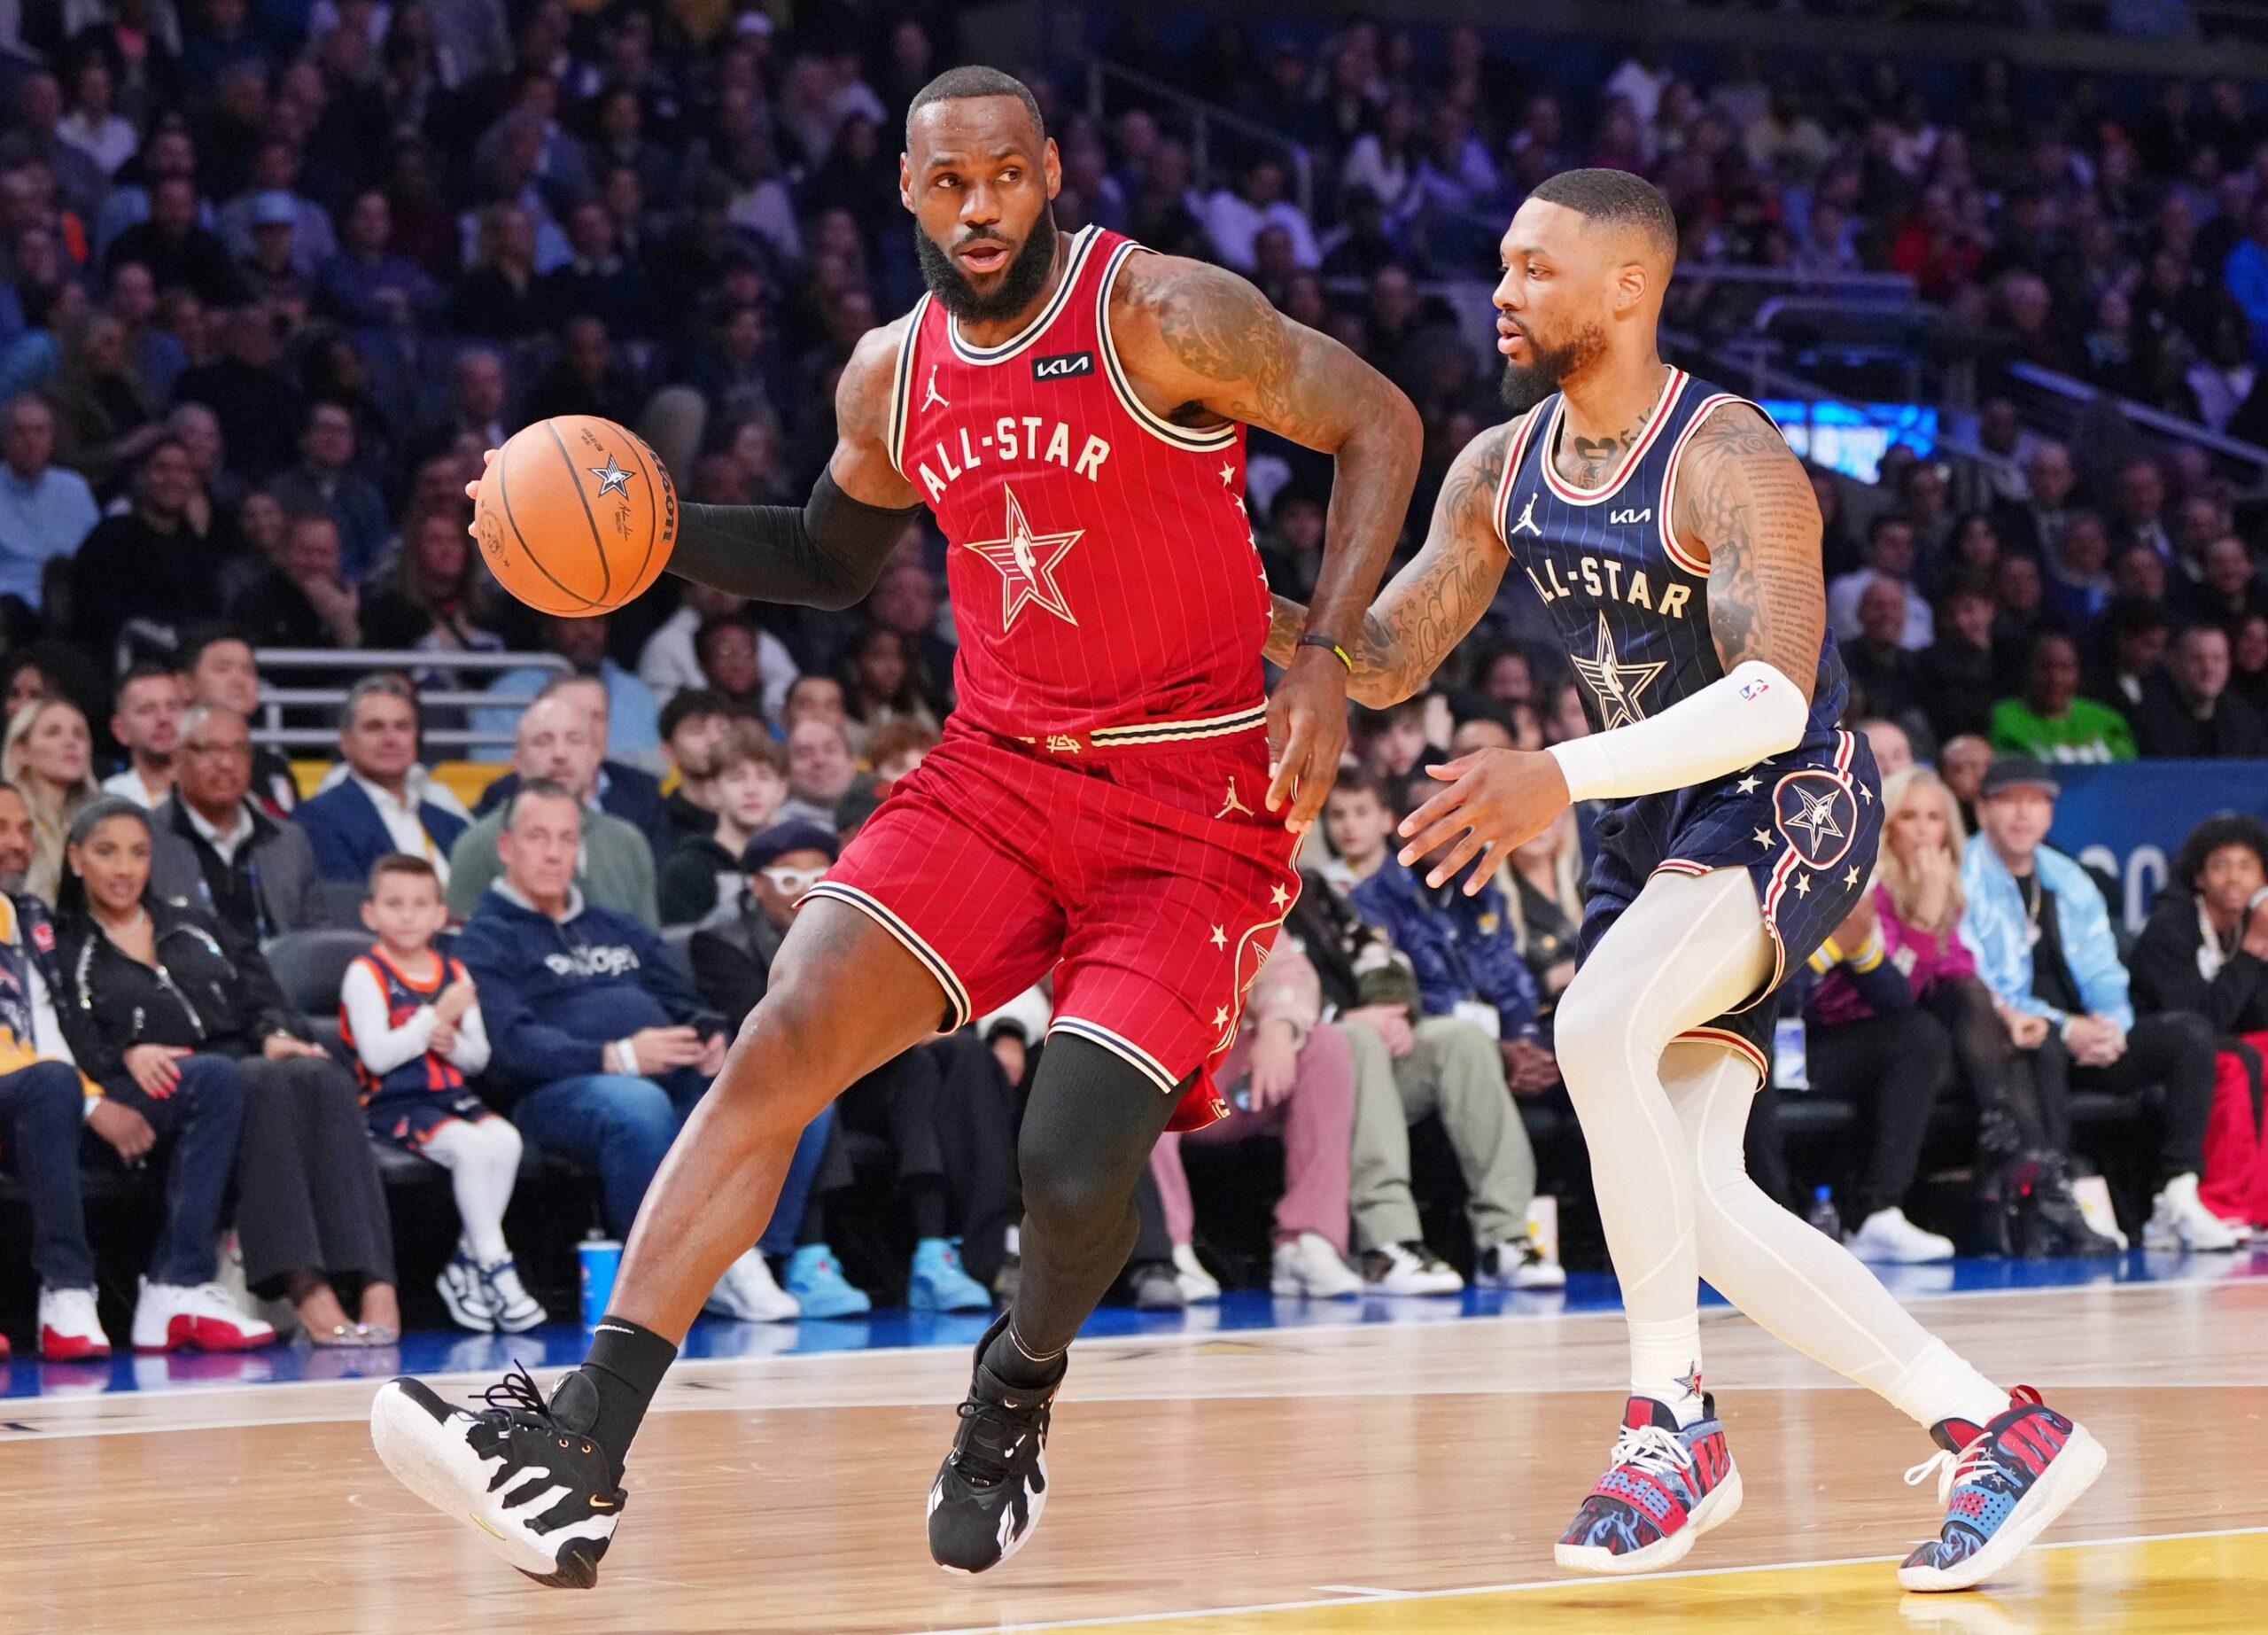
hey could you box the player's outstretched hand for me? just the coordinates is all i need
[1266,647,1351,835]
[462,448,501,537]
[1397,748,1573,893]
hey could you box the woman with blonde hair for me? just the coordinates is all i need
[1837,767,2113,1254]
[4,695,100,901]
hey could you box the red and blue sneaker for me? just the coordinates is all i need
[1554,1395,1743,1575]
[1897,1386,2107,1592]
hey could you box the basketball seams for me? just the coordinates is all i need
[542,419,616,605]
[492,437,596,616]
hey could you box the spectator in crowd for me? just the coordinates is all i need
[315,189,444,334]
[1868,767,2114,1256]
[2089,597,2172,716]
[2132,623,2268,759]
[0,395,98,611]
[295,675,469,892]
[1844,573,1925,725]
[639,581,797,718]
[689,611,773,719]
[229,510,362,650]
[107,175,243,308]
[149,702,332,938]
[2042,512,2116,629]
[174,304,306,481]
[359,505,502,657]
[659,721,786,926]
[1990,630,2137,764]
[1962,756,2233,1250]
[1859,716,1916,781]
[70,438,228,658]
[448,694,656,923]
[1828,514,1933,650]
[656,687,730,853]
[2127,814,2268,1234]
[1149,942,1364,1298]
[472,614,664,771]
[57,797,397,1343]
[177,625,295,815]
[691,820,1013,1312]
[4,692,99,902]
[451,779,790,1320]
[267,401,391,580]
[99,661,183,808]
[1916,582,1999,744]
[1938,733,1993,826]
[475,670,669,853]
[341,853,542,1334]
[778,715,865,829]
[0,782,261,1359]
[1202,153,1321,273]
[1498,807,1583,1024]
[46,311,167,494]
[839,625,942,747]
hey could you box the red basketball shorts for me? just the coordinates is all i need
[804,716,1301,1131]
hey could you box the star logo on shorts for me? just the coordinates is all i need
[587,454,635,496]
[1270,883,1292,908]
[1844,865,1862,888]
[1210,924,1228,948]
[962,487,1083,631]
[1212,1005,1231,1028]
[1793,871,1812,897]
[1753,828,1774,849]
[1735,775,1761,795]
[1569,615,1666,731]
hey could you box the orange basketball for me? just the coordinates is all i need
[471,415,676,617]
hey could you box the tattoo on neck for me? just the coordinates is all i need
[1562,417,1646,487]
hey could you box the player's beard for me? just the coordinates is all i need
[918,209,1060,324]
[1499,317,1606,414]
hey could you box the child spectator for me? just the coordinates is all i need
[342,853,540,1333]
[658,722,786,926]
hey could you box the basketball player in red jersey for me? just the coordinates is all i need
[370,66,1419,1586]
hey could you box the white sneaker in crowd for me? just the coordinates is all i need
[1845,1205,1957,1264]
[1270,1231,1363,1299]
[1171,1242,1222,1304]
[131,1279,276,1352]
[38,1287,110,1360]
[2144,1172,2241,1251]
[1361,1241,1465,1296]
[703,1248,802,1321]
[1473,1234,1567,1290]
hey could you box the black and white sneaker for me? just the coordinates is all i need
[927,1313,1056,1574]
[369,1364,625,1588]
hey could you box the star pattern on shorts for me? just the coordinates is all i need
[1793,871,1813,897]
[1860,782,1873,803]
[1844,865,1862,888]
[1753,828,1774,849]
[1735,775,1761,794]
[961,487,1083,631]
[1270,883,1291,908]
[1210,923,1228,948]
[1212,1005,1231,1028]
[587,454,635,497]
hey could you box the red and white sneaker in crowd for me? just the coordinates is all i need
[38,1287,110,1360]
[131,1279,276,1353]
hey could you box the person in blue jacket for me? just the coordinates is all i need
[452,776,797,1320]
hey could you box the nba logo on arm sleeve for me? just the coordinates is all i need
[1738,677,1771,702]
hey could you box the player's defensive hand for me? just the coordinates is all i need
[1266,646,1351,835]
[1398,748,1571,893]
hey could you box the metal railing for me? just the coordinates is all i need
[1083,57,1314,220]
[250,648,571,752]
[2000,362,2268,497]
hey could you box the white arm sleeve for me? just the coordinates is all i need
[1546,659,1810,803]
[341,961,439,1078]
[447,999,492,1077]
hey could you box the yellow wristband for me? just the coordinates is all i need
[1297,634,1355,673]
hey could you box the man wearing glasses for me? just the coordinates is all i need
[150,703,336,936]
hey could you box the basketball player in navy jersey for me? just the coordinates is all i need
[370,68,1421,1587]
[1267,170,2102,1592]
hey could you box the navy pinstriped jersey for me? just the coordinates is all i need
[1491,369,1848,747]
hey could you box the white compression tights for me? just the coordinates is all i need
[1553,867,2006,1432]
[421,1116,524,1265]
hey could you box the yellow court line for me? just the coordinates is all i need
[952,1527,2268,1635]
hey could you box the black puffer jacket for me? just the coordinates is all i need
[58,896,302,1081]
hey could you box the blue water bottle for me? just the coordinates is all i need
[578,1234,622,1327]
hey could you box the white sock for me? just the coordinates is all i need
[1883,1338,2009,1436]
[424,1117,519,1266]
[1628,1313,1708,1426]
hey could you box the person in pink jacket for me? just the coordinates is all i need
[1149,940,1362,1298]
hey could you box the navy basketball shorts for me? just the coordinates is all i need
[1575,728,1884,1078]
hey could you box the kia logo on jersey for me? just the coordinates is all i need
[1032,350,1096,380]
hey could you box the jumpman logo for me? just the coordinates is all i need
[1216,777,1253,819]
[1510,493,1543,537]
[922,366,949,411]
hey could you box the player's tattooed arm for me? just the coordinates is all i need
[826,317,923,509]
[1672,401,1825,702]
[1114,254,1420,653]
[1264,421,1515,708]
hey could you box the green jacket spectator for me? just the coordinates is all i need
[1988,630,2135,763]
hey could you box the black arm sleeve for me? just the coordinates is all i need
[670,470,922,611]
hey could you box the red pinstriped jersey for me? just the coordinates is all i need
[886,226,1273,745]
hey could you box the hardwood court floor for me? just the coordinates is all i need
[2,1272,2263,1633]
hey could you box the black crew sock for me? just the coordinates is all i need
[906,1176,950,1241]
[551,1315,679,1482]
[981,1320,1066,1396]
